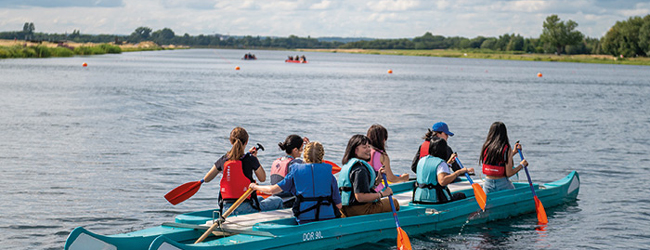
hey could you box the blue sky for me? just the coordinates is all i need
[0,0,648,39]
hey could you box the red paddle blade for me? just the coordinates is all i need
[256,190,270,199]
[323,160,341,174]
[471,183,487,211]
[397,227,412,250]
[165,181,202,205]
[534,196,548,224]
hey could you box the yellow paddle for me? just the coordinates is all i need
[195,188,255,243]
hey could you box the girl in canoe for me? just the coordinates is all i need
[338,135,396,217]
[250,141,342,224]
[366,124,409,192]
[411,122,461,177]
[201,127,283,215]
[413,137,472,204]
[480,122,529,193]
[270,134,309,198]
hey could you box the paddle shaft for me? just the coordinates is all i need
[453,157,474,184]
[195,188,255,244]
[518,150,538,196]
[382,174,401,227]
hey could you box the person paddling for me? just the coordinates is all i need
[411,122,464,183]
[367,124,409,192]
[250,141,342,224]
[201,127,282,216]
[338,135,397,217]
[270,134,309,198]
[413,137,471,204]
[480,122,529,194]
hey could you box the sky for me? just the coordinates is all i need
[1,0,649,39]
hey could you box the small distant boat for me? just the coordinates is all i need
[285,60,307,63]
[242,54,256,60]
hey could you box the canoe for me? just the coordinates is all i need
[285,60,307,63]
[64,171,579,250]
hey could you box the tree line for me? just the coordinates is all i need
[1,14,649,57]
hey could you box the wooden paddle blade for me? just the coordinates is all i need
[397,227,412,250]
[471,183,487,211]
[165,181,202,205]
[323,160,341,174]
[534,196,548,224]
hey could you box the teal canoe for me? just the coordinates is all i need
[65,171,580,250]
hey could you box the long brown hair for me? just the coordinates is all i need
[227,127,249,160]
[367,124,388,152]
[480,122,510,165]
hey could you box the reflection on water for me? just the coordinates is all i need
[1,49,649,249]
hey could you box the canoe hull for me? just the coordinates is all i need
[65,171,580,250]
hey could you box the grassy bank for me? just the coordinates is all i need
[0,39,171,59]
[300,48,650,66]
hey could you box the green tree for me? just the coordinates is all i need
[601,15,647,57]
[130,27,152,42]
[22,22,35,40]
[639,15,650,56]
[507,34,524,51]
[540,15,584,55]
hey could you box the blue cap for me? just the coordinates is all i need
[432,122,454,136]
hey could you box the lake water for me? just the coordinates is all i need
[1,49,649,249]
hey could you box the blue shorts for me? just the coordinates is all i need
[483,177,515,194]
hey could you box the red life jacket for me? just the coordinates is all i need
[482,145,509,177]
[220,160,252,200]
[270,156,294,185]
[419,140,430,158]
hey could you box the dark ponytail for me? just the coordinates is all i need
[278,134,303,154]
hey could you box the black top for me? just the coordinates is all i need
[347,161,378,206]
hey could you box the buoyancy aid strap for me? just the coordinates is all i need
[292,194,335,221]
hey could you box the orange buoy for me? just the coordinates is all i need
[82,62,88,67]
[537,72,543,77]
[235,66,240,70]
[387,69,393,74]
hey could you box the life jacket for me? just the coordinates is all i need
[482,145,509,177]
[270,156,294,185]
[419,140,430,158]
[290,163,337,223]
[368,149,385,192]
[219,158,259,213]
[413,155,452,204]
[338,158,377,206]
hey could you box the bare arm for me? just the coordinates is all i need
[381,153,409,183]
[249,183,282,194]
[353,187,393,203]
[437,167,474,186]
[202,164,221,183]
[254,166,266,182]
[505,143,528,177]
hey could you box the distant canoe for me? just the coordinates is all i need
[285,60,307,63]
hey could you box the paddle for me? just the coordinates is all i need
[195,188,255,244]
[382,174,412,250]
[165,143,264,205]
[454,156,487,211]
[323,160,341,174]
[516,141,548,224]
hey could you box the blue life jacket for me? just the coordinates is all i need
[413,155,452,204]
[290,163,336,223]
[338,158,376,206]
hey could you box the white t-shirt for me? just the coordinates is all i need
[436,162,452,176]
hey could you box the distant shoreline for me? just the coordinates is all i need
[0,39,183,59]
[298,48,650,66]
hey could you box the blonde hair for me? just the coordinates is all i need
[303,141,324,164]
[227,127,249,160]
